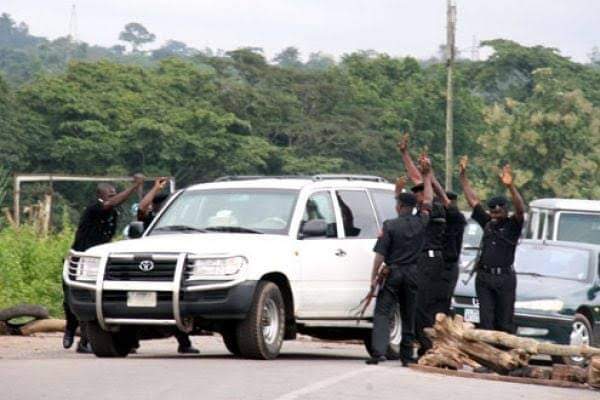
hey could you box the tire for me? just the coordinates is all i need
[0,304,49,322]
[84,321,135,358]
[363,306,403,360]
[556,313,594,366]
[222,327,242,356]
[236,281,285,360]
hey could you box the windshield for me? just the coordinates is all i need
[557,212,600,245]
[150,189,299,235]
[515,244,590,281]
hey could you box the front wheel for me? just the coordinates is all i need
[364,306,403,360]
[236,281,285,360]
[555,313,594,366]
[221,326,242,356]
[84,321,135,358]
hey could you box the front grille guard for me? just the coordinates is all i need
[63,251,247,332]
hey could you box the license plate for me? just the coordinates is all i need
[464,308,480,323]
[127,291,157,308]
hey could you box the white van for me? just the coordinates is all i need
[63,175,402,359]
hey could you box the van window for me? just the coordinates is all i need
[537,212,546,239]
[335,190,378,239]
[301,192,338,238]
[546,212,555,240]
[370,189,397,224]
[526,211,540,239]
[557,213,600,245]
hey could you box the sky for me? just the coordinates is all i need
[2,0,599,63]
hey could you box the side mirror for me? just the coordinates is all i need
[128,221,145,239]
[300,219,328,238]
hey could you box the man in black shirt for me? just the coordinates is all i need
[134,178,200,354]
[442,192,467,312]
[63,175,144,352]
[366,157,434,366]
[459,157,525,334]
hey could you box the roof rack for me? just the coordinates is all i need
[312,174,388,183]
[214,174,388,183]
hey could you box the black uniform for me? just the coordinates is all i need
[471,204,523,333]
[415,202,447,355]
[64,200,118,339]
[442,205,467,313]
[370,211,429,361]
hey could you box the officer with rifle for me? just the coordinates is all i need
[365,156,434,366]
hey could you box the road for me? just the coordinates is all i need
[0,334,596,400]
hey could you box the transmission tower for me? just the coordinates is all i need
[68,4,78,42]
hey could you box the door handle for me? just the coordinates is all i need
[335,249,347,257]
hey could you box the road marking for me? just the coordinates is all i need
[273,366,374,400]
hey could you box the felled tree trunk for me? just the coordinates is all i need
[550,365,587,383]
[588,356,600,389]
[19,319,66,336]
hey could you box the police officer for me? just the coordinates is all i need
[366,157,434,366]
[459,157,525,334]
[63,174,144,352]
[442,192,467,313]
[134,177,200,354]
[398,136,449,356]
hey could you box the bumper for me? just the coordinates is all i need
[64,251,257,332]
[452,303,573,344]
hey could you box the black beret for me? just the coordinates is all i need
[410,183,424,193]
[446,191,458,201]
[396,192,417,207]
[487,196,509,209]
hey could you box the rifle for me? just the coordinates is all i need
[351,265,390,322]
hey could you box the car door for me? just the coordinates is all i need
[333,189,382,317]
[295,190,348,318]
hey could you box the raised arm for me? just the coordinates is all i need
[431,174,450,207]
[418,156,434,209]
[138,177,168,218]
[102,174,144,209]
[458,156,480,209]
[397,134,423,184]
[499,164,525,221]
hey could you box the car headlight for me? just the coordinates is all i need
[75,257,100,281]
[187,256,247,280]
[514,299,564,312]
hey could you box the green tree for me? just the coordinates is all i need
[119,22,156,53]
[273,47,302,68]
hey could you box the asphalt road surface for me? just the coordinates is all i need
[0,334,596,400]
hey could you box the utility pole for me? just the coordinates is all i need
[444,0,457,191]
[68,4,78,42]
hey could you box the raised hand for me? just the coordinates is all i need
[459,155,468,176]
[155,177,168,190]
[499,163,514,187]
[418,155,432,175]
[397,133,409,153]
[133,173,145,186]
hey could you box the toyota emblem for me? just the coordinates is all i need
[138,260,155,272]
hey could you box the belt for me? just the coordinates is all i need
[422,249,443,258]
[479,265,513,275]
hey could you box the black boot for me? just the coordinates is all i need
[365,356,386,365]
[62,330,75,349]
[76,340,93,354]
[178,345,200,354]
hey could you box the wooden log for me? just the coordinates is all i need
[551,364,587,383]
[418,353,460,370]
[589,356,600,389]
[0,321,8,335]
[509,367,552,380]
[19,319,66,336]
[462,329,539,354]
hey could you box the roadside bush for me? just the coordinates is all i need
[0,226,73,317]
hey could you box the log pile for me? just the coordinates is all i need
[418,313,600,390]
[0,304,67,336]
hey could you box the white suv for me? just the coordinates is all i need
[64,175,401,359]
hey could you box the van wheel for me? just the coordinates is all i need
[221,327,241,356]
[364,306,403,360]
[553,313,594,366]
[84,321,134,358]
[236,282,285,360]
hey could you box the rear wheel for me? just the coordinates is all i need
[364,306,403,360]
[563,313,593,366]
[236,282,285,360]
[84,321,135,358]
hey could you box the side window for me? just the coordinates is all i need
[301,192,337,238]
[335,190,378,239]
[546,212,555,240]
[370,189,397,224]
[526,211,540,239]
[537,212,546,240]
